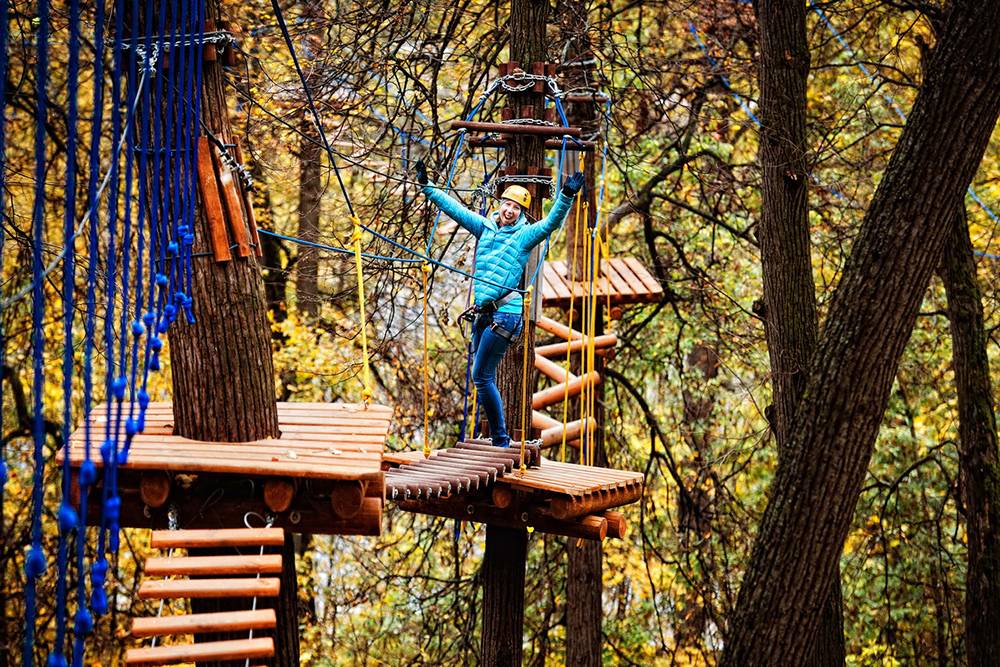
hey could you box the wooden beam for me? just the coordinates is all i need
[603,511,628,540]
[536,315,583,340]
[138,578,281,600]
[532,371,600,409]
[150,528,285,549]
[397,498,611,541]
[534,334,617,358]
[449,120,581,137]
[139,472,171,509]
[534,353,577,383]
[264,478,297,513]
[144,554,284,577]
[131,609,277,637]
[539,418,595,447]
[545,485,644,520]
[125,638,274,666]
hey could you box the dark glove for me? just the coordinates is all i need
[415,160,428,185]
[562,172,585,196]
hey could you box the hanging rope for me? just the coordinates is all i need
[421,262,431,457]
[518,286,533,473]
[352,216,374,405]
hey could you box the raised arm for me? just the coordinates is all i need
[521,172,585,249]
[416,160,487,239]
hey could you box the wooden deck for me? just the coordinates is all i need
[540,257,663,309]
[64,402,391,535]
[68,402,391,482]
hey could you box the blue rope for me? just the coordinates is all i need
[257,229,423,264]
[25,0,52,660]
[425,129,468,255]
[73,0,106,658]
[52,0,82,662]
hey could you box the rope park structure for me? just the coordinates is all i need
[0,0,664,664]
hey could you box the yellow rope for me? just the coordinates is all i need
[587,225,600,466]
[518,285,533,473]
[579,224,589,437]
[351,216,373,406]
[421,262,431,457]
[560,195,583,462]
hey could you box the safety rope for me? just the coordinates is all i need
[518,286,533,473]
[560,193,584,462]
[421,262,431,457]
[352,216,374,405]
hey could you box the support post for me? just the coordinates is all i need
[481,526,528,667]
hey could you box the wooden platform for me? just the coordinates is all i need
[541,257,662,309]
[64,402,391,535]
[385,444,643,541]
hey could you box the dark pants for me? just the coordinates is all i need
[471,311,524,448]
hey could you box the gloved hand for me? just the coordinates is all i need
[562,172,585,196]
[415,160,428,185]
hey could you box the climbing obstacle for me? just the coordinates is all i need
[64,402,392,535]
[541,257,663,313]
[384,443,642,541]
[125,527,285,666]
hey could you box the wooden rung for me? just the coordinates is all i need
[145,554,284,576]
[125,637,274,665]
[131,609,276,637]
[536,316,583,341]
[138,577,280,600]
[150,527,285,549]
[532,371,601,409]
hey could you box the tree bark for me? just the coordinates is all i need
[720,2,1000,664]
[481,525,528,667]
[940,205,1000,667]
[752,1,843,663]
[168,0,279,444]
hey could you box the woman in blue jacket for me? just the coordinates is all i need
[415,160,584,448]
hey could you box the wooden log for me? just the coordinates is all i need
[539,418,595,447]
[212,146,251,258]
[562,93,611,103]
[140,472,171,509]
[398,499,609,541]
[532,371,601,409]
[534,334,618,358]
[534,353,577,383]
[145,554,283,577]
[546,484,645,520]
[203,19,218,62]
[137,577,281,600]
[492,486,515,509]
[448,120,581,137]
[456,441,541,467]
[603,511,628,540]
[196,136,230,262]
[330,480,366,519]
[532,410,560,430]
[467,137,596,151]
[125,638,274,666]
[536,315,583,340]
[131,609,276,637]
[264,478,296,513]
[150,527,285,549]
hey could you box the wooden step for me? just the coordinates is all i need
[145,554,284,576]
[125,637,274,665]
[131,609,277,637]
[150,528,285,549]
[138,577,280,600]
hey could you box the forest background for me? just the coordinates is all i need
[1,0,998,665]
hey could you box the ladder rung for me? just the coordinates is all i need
[145,554,284,576]
[150,528,285,549]
[125,637,274,665]
[138,578,280,600]
[131,609,276,637]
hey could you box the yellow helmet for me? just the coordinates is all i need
[500,185,531,210]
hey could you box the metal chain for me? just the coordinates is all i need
[491,174,555,199]
[502,117,558,127]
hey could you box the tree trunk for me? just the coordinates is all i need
[720,2,1000,664]
[752,1,843,663]
[295,117,322,316]
[481,525,528,667]
[481,2,548,665]
[169,0,279,444]
[940,205,1000,667]
[556,4,605,664]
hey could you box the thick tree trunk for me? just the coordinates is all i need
[481,525,528,666]
[481,2,548,665]
[752,1,843,663]
[295,118,322,316]
[940,206,1000,667]
[169,0,279,443]
[720,2,1000,664]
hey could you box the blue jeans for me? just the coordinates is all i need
[471,311,523,448]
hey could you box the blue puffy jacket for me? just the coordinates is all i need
[422,185,576,314]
